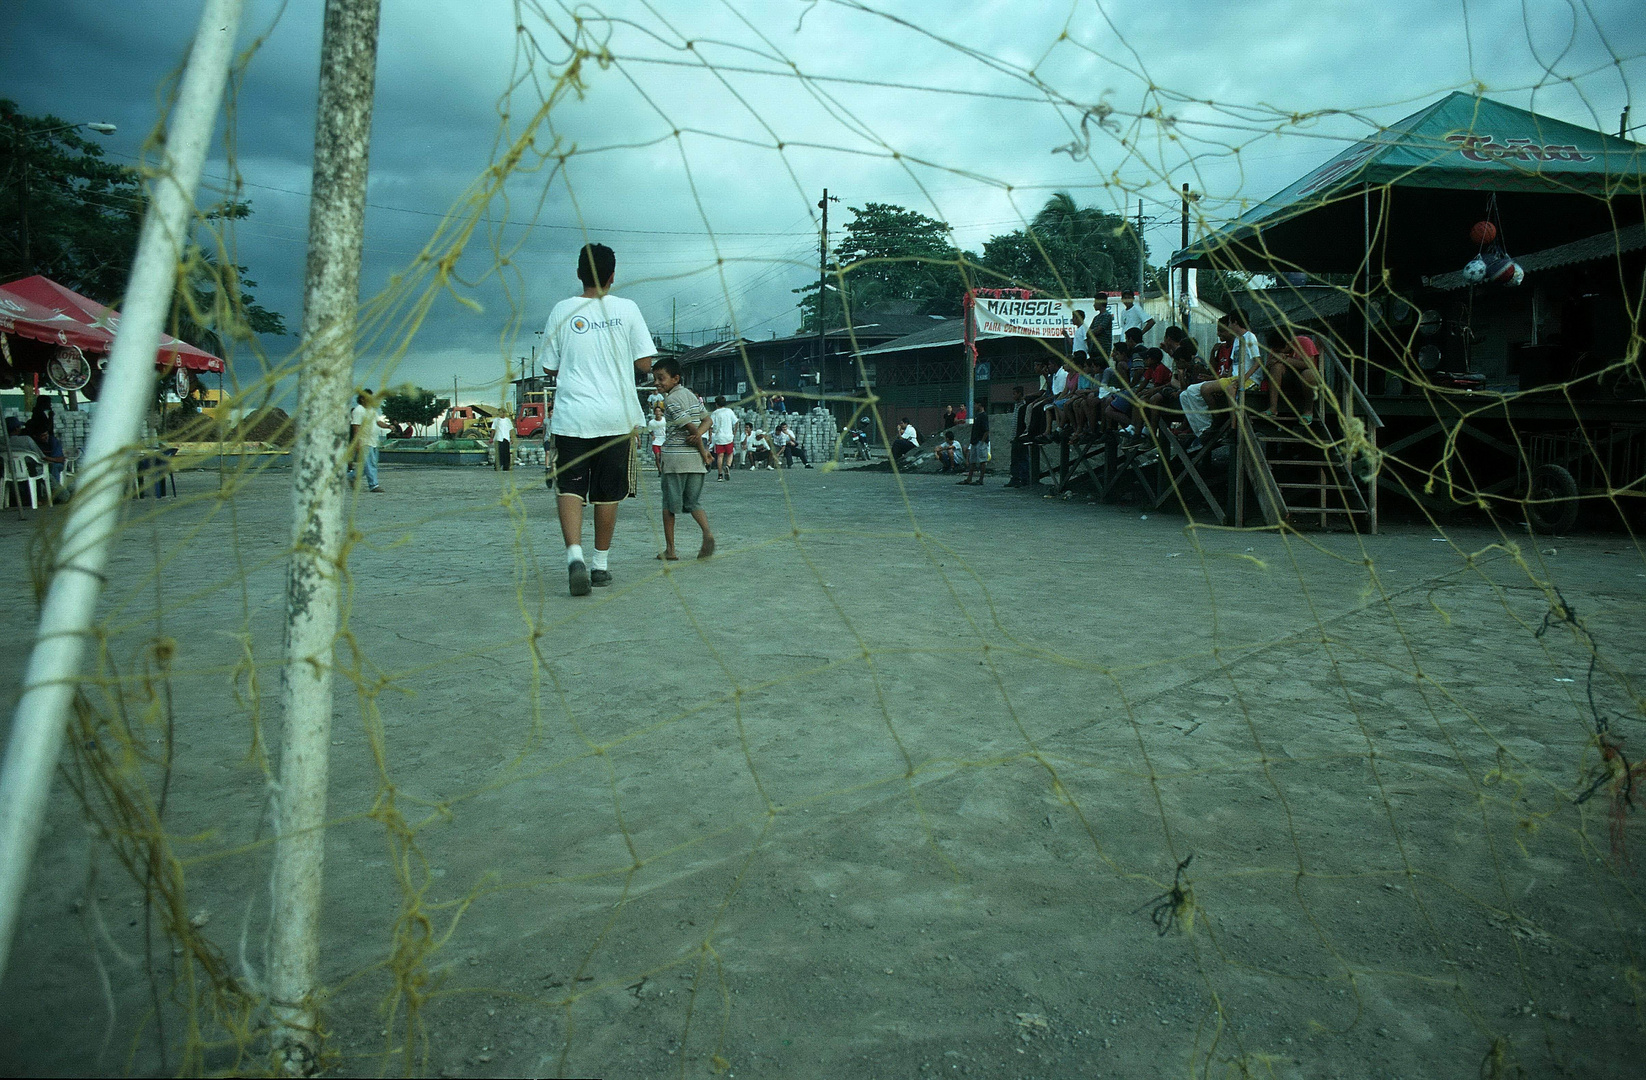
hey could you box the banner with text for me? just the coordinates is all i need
[971,295,1094,339]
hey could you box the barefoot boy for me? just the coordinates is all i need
[651,357,716,560]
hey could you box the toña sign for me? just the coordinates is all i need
[1444,133,1595,163]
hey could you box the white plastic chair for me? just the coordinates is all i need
[5,447,53,510]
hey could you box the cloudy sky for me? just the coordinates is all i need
[3,0,1641,402]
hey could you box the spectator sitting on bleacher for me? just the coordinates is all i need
[1261,329,1322,425]
[1132,347,1175,442]
[1179,314,1262,450]
[1101,345,1141,441]
[936,433,962,473]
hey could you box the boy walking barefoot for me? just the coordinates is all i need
[652,357,716,561]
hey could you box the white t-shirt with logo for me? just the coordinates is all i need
[649,416,667,447]
[493,415,513,443]
[349,402,383,448]
[709,407,738,447]
[541,294,655,438]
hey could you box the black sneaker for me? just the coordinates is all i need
[590,569,612,587]
[568,560,591,596]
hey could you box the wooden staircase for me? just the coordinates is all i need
[1233,343,1383,533]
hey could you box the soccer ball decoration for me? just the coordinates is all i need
[1462,256,1488,284]
[1470,220,1498,246]
[1484,256,1524,287]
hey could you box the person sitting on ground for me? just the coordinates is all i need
[774,422,812,468]
[959,406,991,485]
[890,417,918,461]
[939,432,965,472]
[746,426,776,469]
[1262,329,1322,424]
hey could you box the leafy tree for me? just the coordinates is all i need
[794,203,970,333]
[173,201,288,354]
[381,387,449,433]
[0,100,285,351]
[978,192,1145,298]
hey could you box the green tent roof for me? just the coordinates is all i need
[1173,93,1644,270]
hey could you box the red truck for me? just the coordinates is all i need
[516,399,549,438]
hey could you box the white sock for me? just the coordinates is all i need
[566,543,584,566]
[591,547,609,571]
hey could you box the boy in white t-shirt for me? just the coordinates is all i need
[708,396,739,481]
[540,243,657,595]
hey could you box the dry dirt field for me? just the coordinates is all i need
[0,460,1643,1078]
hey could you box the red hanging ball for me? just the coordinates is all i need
[1470,220,1498,246]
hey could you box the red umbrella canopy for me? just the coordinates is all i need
[0,283,112,352]
[0,275,225,373]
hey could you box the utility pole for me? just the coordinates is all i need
[1180,184,1192,332]
[1621,105,1630,139]
[1136,198,1146,299]
[817,188,838,386]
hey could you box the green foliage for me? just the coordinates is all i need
[979,192,1145,298]
[795,203,970,333]
[0,100,285,352]
[0,100,141,301]
[381,387,449,430]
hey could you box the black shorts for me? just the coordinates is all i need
[553,433,634,505]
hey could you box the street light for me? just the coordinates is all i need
[7,119,119,268]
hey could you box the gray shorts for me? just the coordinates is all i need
[661,471,705,514]
[967,441,991,464]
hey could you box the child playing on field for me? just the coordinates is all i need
[651,357,716,560]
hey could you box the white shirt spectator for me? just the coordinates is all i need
[493,415,513,443]
[773,429,794,448]
[349,402,384,447]
[1118,302,1150,339]
[710,406,738,446]
[1051,368,1069,396]
[540,293,656,438]
[648,416,667,447]
[1231,330,1263,386]
[900,423,917,442]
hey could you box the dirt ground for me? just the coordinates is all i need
[0,458,1643,1079]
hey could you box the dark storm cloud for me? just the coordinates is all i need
[4,0,1642,400]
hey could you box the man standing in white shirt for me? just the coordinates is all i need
[492,410,514,472]
[348,390,390,493]
[708,396,739,482]
[540,243,657,596]
[1117,289,1155,343]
